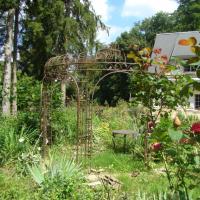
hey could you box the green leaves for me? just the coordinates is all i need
[20,0,106,78]
[130,73,190,116]
[27,164,44,185]
[168,128,183,142]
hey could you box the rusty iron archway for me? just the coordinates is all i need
[40,47,139,163]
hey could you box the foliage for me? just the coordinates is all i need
[140,12,178,47]
[94,72,131,106]
[51,106,77,143]
[93,101,143,149]
[0,173,34,200]
[130,72,191,124]
[176,0,200,31]
[0,118,27,163]
[27,152,95,199]
[115,22,147,50]
[28,153,81,185]
[134,190,197,200]
[0,115,41,167]
[17,111,40,130]
[17,73,41,111]
[150,118,200,199]
[20,0,106,79]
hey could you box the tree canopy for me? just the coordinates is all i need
[20,0,106,78]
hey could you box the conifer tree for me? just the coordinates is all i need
[20,0,105,79]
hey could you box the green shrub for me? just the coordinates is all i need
[17,73,41,111]
[27,152,95,199]
[0,116,39,165]
[0,127,36,165]
[51,106,77,143]
[17,111,40,131]
[93,102,145,152]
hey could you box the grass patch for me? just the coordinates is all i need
[117,172,167,195]
[91,150,145,173]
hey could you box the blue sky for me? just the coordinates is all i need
[90,0,178,44]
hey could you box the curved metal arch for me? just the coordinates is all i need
[41,46,141,161]
[90,70,134,102]
[41,71,81,159]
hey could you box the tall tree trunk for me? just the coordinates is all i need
[11,6,19,116]
[61,80,66,106]
[2,9,15,115]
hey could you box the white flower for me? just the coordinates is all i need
[37,147,41,151]
[45,138,49,144]
[19,137,25,143]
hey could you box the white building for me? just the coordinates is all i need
[149,31,200,111]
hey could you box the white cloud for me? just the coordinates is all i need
[97,25,130,44]
[90,0,121,44]
[122,0,178,18]
[90,0,112,22]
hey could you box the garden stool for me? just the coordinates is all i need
[112,130,138,153]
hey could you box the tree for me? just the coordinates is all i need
[0,12,6,57]
[11,2,19,115]
[0,0,21,115]
[140,12,178,47]
[19,0,105,106]
[115,22,147,51]
[176,0,200,31]
[20,0,105,79]
[2,8,15,115]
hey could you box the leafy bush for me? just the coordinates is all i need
[0,116,39,165]
[151,118,200,199]
[28,153,81,185]
[51,106,77,143]
[28,152,94,199]
[17,73,41,111]
[93,101,143,149]
[17,111,40,131]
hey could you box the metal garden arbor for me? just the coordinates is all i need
[40,47,138,161]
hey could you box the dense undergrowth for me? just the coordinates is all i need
[0,102,200,199]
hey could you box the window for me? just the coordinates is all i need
[195,94,200,109]
[184,65,196,72]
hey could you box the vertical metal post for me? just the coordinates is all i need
[41,81,50,158]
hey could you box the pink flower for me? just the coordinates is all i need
[161,55,168,64]
[191,122,200,134]
[151,142,162,151]
[153,48,162,55]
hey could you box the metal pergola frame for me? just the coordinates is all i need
[40,47,139,162]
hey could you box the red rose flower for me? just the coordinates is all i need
[191,122,200,134]
[151,142,162,151]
